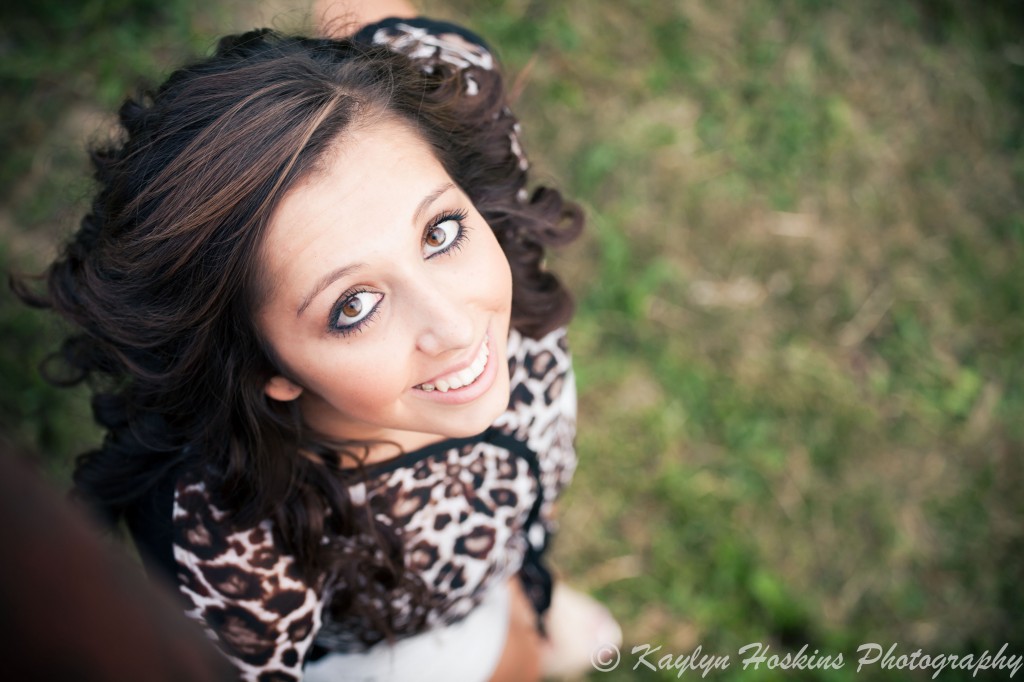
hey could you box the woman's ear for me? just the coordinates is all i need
[265,375,304,402]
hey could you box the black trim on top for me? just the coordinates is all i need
[358,429,491,476]
[488,432,555,629]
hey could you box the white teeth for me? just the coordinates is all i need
[417,335,490,393]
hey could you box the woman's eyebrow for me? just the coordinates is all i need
[413,182,455,224]
[295,183,456,318]
[297,263,363,317]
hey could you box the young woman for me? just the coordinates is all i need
[17,1,619,679]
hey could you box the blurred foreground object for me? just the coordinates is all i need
[0,441,234,682]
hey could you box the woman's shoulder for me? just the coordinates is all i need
[127,465,313,595]
[169,468,313,593]
[507,325,574,387]
[494,326,576,444]
[128,462,324,680]
[167,468,326,680]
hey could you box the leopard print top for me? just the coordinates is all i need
[171,324,576,681]
[131,21,578,680]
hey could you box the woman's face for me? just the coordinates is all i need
[257,118,513,456]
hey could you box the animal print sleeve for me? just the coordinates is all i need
[499,327,578,540]
[528,327,578,538]
[172,476,325,682]
[493,327,577,618]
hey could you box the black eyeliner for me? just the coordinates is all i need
[325,207,473,336]
[425,208,471,259]
[327,288,382,336]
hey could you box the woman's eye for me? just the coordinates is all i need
[332,291,382,330]
[422,215,465,258]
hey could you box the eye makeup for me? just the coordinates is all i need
[424,209,470,259]
[329,288,384,336]
[325,207,473,336]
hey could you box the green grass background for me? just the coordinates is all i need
[1,0,1021,679]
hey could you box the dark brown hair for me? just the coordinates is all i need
[14,28,581,642]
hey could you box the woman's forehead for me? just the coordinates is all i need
[257,118,457,310]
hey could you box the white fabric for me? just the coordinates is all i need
[303,583,510,682]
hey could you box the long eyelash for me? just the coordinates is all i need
[335,306,380,337]
[325,209,470,337]
[328,288,382,337]
[429,208,468,228]
[427,209,471,259]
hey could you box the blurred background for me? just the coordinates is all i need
[1,0,1021,679]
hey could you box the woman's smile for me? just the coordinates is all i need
[415,332,489,392]
[413,330,500,405]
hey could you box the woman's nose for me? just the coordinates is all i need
[407,277,477,357]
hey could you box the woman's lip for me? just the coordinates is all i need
[411,332,499,405]
[415,334,489,388]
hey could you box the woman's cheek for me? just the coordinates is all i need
[482,230,513,306]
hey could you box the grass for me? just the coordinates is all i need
[2,0,1022,679]
[0,0,250,471]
